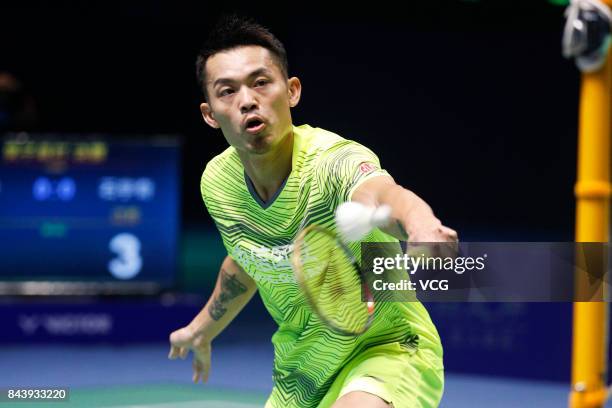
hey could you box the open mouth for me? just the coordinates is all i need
[245,118,266,134]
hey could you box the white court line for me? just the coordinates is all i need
[105,400,261,408]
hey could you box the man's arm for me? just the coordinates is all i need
[168,255,257,383]
[351,175,457,243]
[188,255,257,338]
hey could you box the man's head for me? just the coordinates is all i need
[196,16,301,155]
[196,16,289,99]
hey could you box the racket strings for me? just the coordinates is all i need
[294,226,372,335]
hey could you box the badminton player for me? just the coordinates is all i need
[168,15,457,408]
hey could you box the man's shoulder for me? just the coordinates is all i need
[297,125,375,163]
[205,145,240,172]
[297,125,372,170]
[200,146,242,198]
[296,124,347,152]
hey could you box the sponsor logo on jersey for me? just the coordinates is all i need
[359,162,377,174]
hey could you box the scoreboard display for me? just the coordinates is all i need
[0,134,180,295]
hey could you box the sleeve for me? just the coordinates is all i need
[315,140,391,207]
[200,164,235,258]
[199,165,214,213]
[200,169,208,207]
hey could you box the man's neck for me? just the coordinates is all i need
[239,129,294,202]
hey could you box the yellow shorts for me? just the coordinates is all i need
[316,342,444,408]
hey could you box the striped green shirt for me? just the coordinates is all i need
[201,124,441,407]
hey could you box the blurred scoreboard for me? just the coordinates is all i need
[0,134,180,295]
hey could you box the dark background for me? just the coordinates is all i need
[0,0,579,242]
[0,0,594,384]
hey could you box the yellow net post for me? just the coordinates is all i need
[570,1,612,405]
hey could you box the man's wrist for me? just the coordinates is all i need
[187,320,213,343]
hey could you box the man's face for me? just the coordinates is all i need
[200,46,301,155]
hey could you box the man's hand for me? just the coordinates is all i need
[167,257,257,385]
[405,216,458,243]
[168,325,212,384]
[351,174,458,243]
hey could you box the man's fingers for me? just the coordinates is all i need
[193,358,201,383]
[201,360,210,383]
[193,358,209,384]
[168,345,180,360]
[169,326,211,384]
[202,364,210,383]
[442,226,458,241]
[169,330,182,346]
[169,329,190,360]
[168,345,190,360]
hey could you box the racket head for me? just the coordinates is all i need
[291,224,374,336]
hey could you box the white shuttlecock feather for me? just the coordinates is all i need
[335,202,391,242]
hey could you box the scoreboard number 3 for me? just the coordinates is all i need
[108,233,143,279]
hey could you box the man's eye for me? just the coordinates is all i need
[255,80,268,87]
[220,89,234,96]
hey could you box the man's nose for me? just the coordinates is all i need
[238,88,258,114]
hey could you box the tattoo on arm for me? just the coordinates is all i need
[208,268,248,321]
[209,298,227,321]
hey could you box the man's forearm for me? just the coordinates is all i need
[377,184,439,239]
[366,183,441,240]
[188,256,257,342]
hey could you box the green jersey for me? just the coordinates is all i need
[201,124,442,407]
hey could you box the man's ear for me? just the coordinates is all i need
[200,102,220,129]
[287,77,302,108]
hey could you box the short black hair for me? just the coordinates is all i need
[196,15,289,100]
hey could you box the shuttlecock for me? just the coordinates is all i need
[335,202,391,242]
